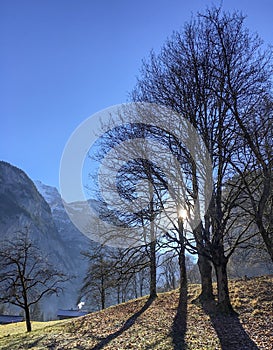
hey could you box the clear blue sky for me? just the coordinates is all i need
[1,0,272,190]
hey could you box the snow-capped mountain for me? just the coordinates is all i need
[0,161,97,319]
[34,180,92,250]
[35,180,62,209]
[34,181,98,302]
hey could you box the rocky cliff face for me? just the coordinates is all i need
[34,180,92,256]
[0,162,56,239]
[0,161,93,320]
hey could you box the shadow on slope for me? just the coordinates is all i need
[171,285,188,350]
[90,296,156,350]
[203,302,259,350]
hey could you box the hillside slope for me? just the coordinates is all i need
[0,275,272,350]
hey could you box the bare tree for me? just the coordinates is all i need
[131,6,273,312]
[80,243,150,308]
[80,244,114,310]
[87,120,168,300]
[107,246,150,303]
[229,101,273,262]
[0,230,67,332]
[202,8,273,262]
[159,252,179,291]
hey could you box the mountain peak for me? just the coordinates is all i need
[34,180,62,208]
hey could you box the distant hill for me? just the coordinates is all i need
[0,275,272,349]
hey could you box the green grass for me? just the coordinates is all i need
[0,320,65,337]
[0,319,71,350]
[0,276,272,349]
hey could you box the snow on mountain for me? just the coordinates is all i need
[34,180,62,209]
[0,162,101,320]
[34,180,94,249]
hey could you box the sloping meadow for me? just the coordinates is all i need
[0,275,272,350]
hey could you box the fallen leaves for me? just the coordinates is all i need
[0,275,272,349]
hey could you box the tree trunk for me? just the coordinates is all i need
[172,241,188,350]
[101,274,106,309]
[193,222,214,303]
[148,183,157,299]
[122,287,126,303]
[149,239,157,299]
[196,254,214,302]
[178,217,187,291]
[24,306,32,332]
[134,275,138,299]
[23,289,31,332]
[101,289,105,309]
[171,271,176,290]
[179,242,187,291]
[117,284,120,304]
[139,275,144,297]
[257,220,273,263]
[213,255,235,314]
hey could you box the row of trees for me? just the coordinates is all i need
[0,228,199,332]
[85,6,273,314]
[79,243,201,310]
[80,244,150,309]
[1,224,269,333]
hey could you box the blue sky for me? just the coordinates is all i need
[1,0,273,190]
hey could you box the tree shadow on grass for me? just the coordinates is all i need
[91,296,156,350]
[171,286,188,350]
[203,302,259,350]
[0,335,46,350]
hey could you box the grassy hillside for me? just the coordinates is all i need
[0,275,272,349]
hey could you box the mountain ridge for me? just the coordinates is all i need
[0,161,95,320]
